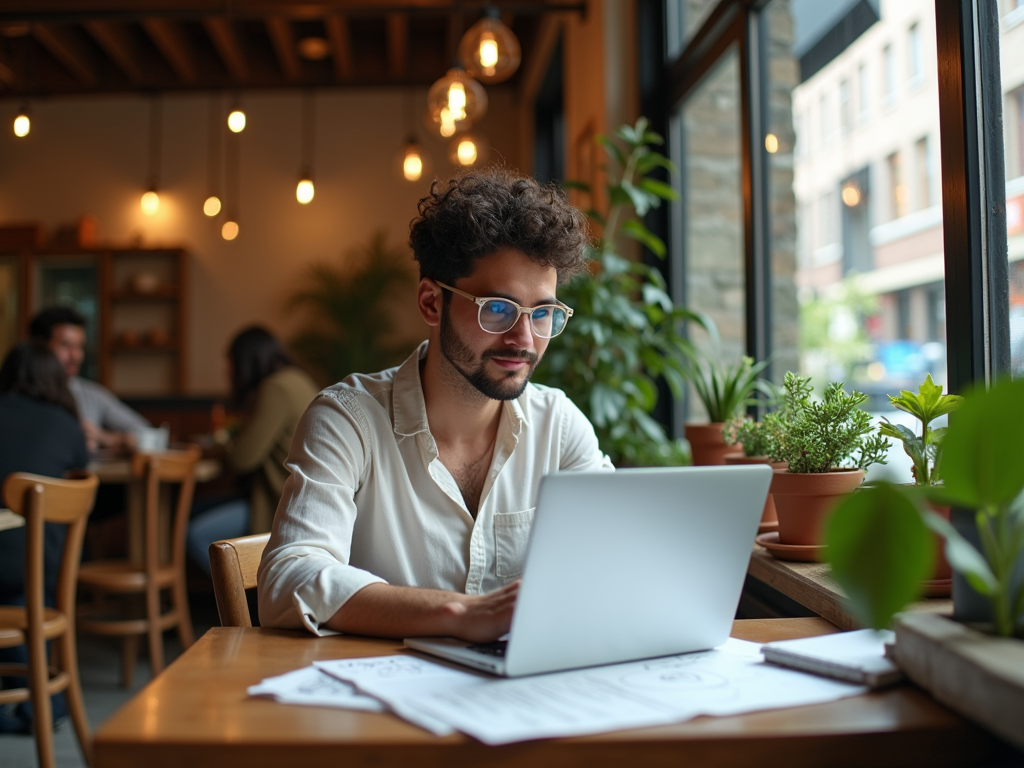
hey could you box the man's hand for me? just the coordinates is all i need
[82,419,137,454]
[326,581,520,641]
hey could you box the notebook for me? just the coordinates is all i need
[761,629,903,688]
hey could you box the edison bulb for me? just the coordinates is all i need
[764,133,779,153]
[439,107,456,138]
[456,139,478,166]
[222,220,239,240]
[227,109,246,133]
[447,82,467,120]
[13,114,29,138]
[203,195,222,217]
[296,179,315,204]
[141,190,160,215]
[403,151,424,182]
[479,32,499,74]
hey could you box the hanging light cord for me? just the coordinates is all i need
[207,94,221,197]
[301,90,315,176]
[226,110,240,218]
[148,96,162,190]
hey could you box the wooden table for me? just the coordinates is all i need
[88,457,222,485]
[93,619,1001,768]
[748,546,953,630]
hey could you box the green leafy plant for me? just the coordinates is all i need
[878,374,963,486]
[769,371,890,474]
[686,349,768,423]
[724,416,773,458]
[827,377,1024,637]
[534,118,706,467]
[286,230,420,385]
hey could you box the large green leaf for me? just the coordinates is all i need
[826,484,934,630]
[922,511,998,595]
[940,377,1024,508]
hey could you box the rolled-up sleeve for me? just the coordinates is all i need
[257,391,387,635]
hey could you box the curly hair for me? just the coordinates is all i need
[409,167,590,286]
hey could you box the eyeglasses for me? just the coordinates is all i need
[436,281,574,338]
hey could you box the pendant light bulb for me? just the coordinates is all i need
[222,220,239,240]
[427,67,486,136]
[227,109,246,133]
[456,138,478,166]
[203,195,222,217]
[296,179,315,205]
[448,134,487,168]
[141,189,160,216]
[398,137,427,182]
[13,109,30,138]
[447,81,467,121]
[439,108,456,138]
[458,8,521,84]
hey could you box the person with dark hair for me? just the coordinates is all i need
[186,326,318,574]
[259,168,611,641]
[29,306,150,453]
[0,341,89,733]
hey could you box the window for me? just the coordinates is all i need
[857,62,870,121]
[887,151,906,220]
[915,136,933,210]
[839,79,851,135]
[908,23,922,84]
[882,44,896,101]
[819,92,832,149]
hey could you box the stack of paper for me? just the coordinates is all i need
[248,639,869,744]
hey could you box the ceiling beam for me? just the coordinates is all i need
[85,20,144,83]
[204,16,248,81]
[324,14,351,81]
[33,23,98,85]
[0,58,16,87]
[385,12,407,79]
[143,18,196,82]
[266,16,300,80]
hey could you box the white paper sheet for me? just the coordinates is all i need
[318,639,868,745]
[247,665,386,712]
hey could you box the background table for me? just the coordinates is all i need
[93,619,1002,768]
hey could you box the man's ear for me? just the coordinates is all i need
[417,278,443,327]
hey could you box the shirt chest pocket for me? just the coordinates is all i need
[493,507,535,581]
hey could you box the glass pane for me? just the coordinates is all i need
[36,258,100,381]
[0,257,18,360]
[1001,2,1024,376]
[665,0,722,60]
[675,44,745,420]
[768,0,946,403]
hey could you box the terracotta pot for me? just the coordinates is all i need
[928,504,952,581]
[723,453,782,525]
[685,423,735,466]
[770,468,865,546]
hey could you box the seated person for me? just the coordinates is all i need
[30,306,150,453]
[0,340,89,733]
[186,326,319,574]
[258,168,612,642]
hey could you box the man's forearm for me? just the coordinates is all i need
[325,581,517,641]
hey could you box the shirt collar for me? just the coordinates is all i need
[391,340,532,438]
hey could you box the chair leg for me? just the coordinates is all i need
[121,634,138,690]
[145,583,164,678]
[60,629,93,766]
[27,622,55,768]
[173,569,195,649]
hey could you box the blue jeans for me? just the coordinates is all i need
[186,499,250,576]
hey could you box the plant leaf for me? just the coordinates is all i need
[922,511,999,595]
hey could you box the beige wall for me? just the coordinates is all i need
[0,86,521,394]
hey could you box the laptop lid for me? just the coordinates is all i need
[502,464,772,677]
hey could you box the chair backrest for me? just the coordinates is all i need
[209,532,270,628]
[3,472,98,615]
[133,446,201,575]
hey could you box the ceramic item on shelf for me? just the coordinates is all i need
[684,423,735,466]
[146,328,169,346]
[770,468,865,546]
[131,272,160,294]
[118,329,140,347]
[724,453,783,527]
[756,531,826,563]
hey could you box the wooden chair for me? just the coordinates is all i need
[78,446,200,687]
[0,471,98,768]
[209,533,270,628]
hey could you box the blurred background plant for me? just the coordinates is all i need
[533,118,707,466]
[285,230,419,385]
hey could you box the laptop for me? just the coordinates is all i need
[404,464,772,677]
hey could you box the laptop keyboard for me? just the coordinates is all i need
[467,640,508,657]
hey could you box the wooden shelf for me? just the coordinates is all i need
[111,288,180,302]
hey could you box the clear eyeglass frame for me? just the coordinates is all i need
[435,280,574,338]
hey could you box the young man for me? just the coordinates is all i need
[30,307,150,453]
[258,169,612,642]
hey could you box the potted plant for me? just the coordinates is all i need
[683,351,768,466]
[825,377,1024,751]
[767,372,890,548]
[878,374,963,593]
[533,118,706,467]
[724,414,782,529]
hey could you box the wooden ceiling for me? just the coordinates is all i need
[0,1,583,98]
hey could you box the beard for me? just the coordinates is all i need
[439,309,539,401]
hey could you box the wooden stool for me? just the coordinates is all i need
[78,446,199,687]
[0,471,98,768]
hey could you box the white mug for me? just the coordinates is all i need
[134,425,169,453]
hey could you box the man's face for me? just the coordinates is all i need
[438,248,559,402]
[48,323,86,377]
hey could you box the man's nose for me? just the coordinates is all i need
[503,312,534,346]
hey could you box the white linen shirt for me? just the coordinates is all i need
[257,342,613,635]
